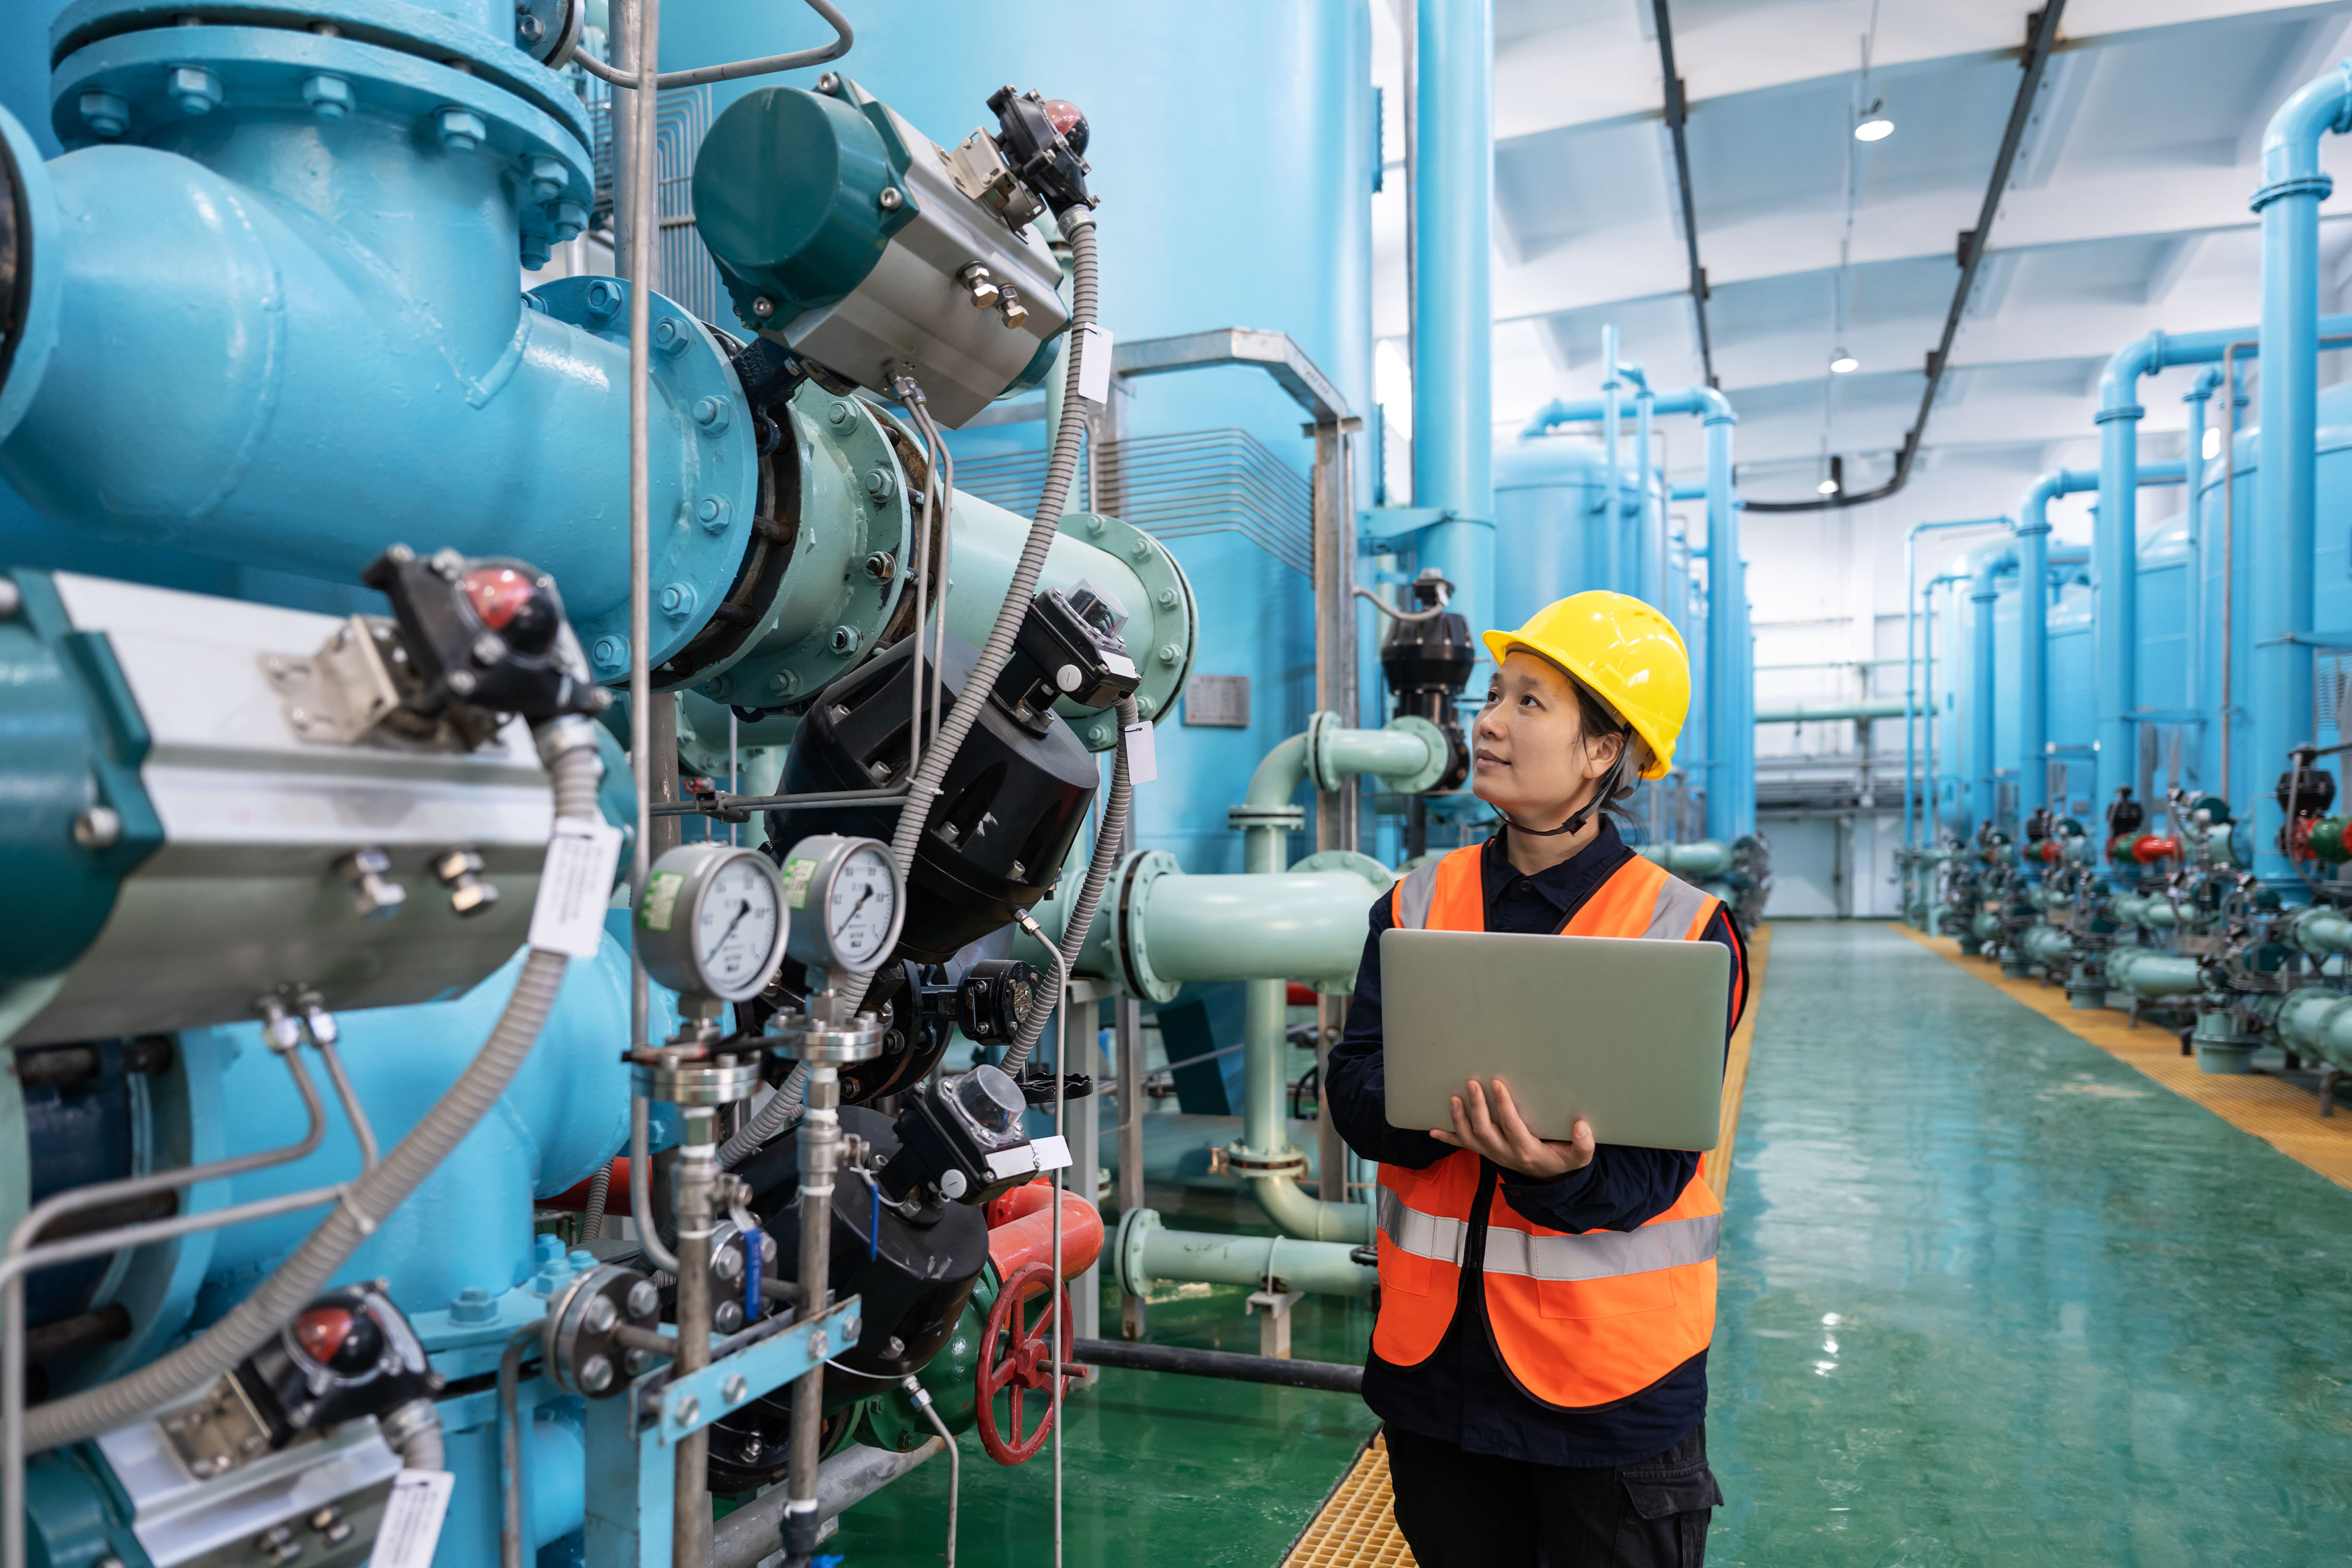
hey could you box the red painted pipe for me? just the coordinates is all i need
[2133,834,2180,864]
[986,1182,1103,1289]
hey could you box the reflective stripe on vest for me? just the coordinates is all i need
[1373,840,1725,1409]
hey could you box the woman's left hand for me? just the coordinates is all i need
[1431,1078,1595,1181]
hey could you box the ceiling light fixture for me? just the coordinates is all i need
[1830,350,1859,374]
[1855,117,1894,142]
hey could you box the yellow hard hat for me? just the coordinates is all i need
[1481,591,1690,780]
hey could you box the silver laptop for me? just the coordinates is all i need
[1380,928,1729,1152]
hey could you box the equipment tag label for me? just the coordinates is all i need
[530,817,624,957]
[781,856,818,910]
[1077,325,1113,405]
[367,1469,454,1568]
[1029,1134,1072,1172]
[1122,720,1157,784]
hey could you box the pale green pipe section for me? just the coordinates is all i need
[1236,716,1446,1246]
[2272,987,2352,1073]
[1137,872,1373,987]
[2021,924,2073,967]
[2105,947,2203,998]
[1969,908,2000,944]
[1639,840,1733,878]
[1115,1208,1375,1298]
[2290,908,2352,957]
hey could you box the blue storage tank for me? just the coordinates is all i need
[2195,381,2352,810]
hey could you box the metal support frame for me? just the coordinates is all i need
[582,1299,862,1568]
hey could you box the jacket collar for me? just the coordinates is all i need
[1480,818,1633,918]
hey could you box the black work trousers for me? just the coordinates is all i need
[1384,1422,1722,1568]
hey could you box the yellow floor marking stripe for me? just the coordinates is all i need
[1283,1434,1417,1568]
[1891,924,2352,1193]
[1705,924,1773,1197]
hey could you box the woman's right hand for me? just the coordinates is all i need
[1430,1077,1596,1181]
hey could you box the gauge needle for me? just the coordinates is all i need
[716,899,752,945]
[848,884,875,922]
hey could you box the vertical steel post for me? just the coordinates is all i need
[1411,0,1494,644]
[1311,416,1355,1204]
[671,1109,716,1568]
[785,1062,839,1564]
[1116,993,1147,1339]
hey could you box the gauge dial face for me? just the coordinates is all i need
[826,843,899,968]
[695,855,783,997]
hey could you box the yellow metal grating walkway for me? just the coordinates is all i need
[1896,925,2352,1191]
[1282,1435,1416,1568]
[1281,927,1777,1564]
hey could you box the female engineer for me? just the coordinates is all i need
[1325,590,1749,1568]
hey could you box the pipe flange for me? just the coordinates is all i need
[1376,715,1450,796]
[1114,1205,1163,1297]
[1112,849,1182,1003]
[1222,1143,1309,1178]
[546,1263,660,1398]
[1055,512,1197,748]
[1305,710,1349,794]
[1227,804,1305,833]
[630,1055,766,1106]
[1289,848,1396,891]
[0,104,59,448]
[691,383,916,710]
[530,277,763,682]
[767,1009,887,1063]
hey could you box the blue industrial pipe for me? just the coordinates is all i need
[1411,0,1495,646]
[2252,62,2352,886]
[1522,384,1744,834]
[1903,518,2010,851]
[0,42,752,678]
[2184,373,2215,736]
[2092,307,2352,840]
[1633,369,1659,606]
[1968,543,2018,830]
[1602,324,1623,594]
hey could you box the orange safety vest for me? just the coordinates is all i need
[1373,842,1727,1410]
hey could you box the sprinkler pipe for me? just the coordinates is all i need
[1412,0,1496,645]
[2252,62,2352,888]
[1520,384,1744,839]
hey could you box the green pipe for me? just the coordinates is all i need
[1754,698,1907,724]
[1638,840,1734,878]
[1969,908,2000,944]
[1115,1208,1375,1298]
[1235,715,1445,1245]
[2272,987,2352,1072]
[2021,924,2073,967]
[2288,908,2352,957]
[2105,946,2203,998]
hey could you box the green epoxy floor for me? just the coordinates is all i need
[838,921,2352,1566]
[827,1187,1380,1568]
[1710,922,2352,1566]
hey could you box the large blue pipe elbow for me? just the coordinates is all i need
[186,931,659,1318]
[0,35,758,676]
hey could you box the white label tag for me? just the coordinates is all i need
[1028,1134,1072,1173]
[367,1470,454,1568]
[1121,720,1157,784]
[1076,325,1112,405]
[529,817,624,958]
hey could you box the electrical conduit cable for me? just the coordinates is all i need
[724,209,1102,1167]
[20,723,607,1453]
[581,1159,613,1240]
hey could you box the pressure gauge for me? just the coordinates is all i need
[636,843,789,1002]
[779,835,905,976]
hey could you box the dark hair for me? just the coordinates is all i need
[1563,671,1646,821]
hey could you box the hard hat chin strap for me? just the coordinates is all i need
[1502,748,1627,840]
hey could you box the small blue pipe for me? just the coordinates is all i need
[1634,374,1657,605]
[2015,474,2094,832]
[1521,385,1744,833]
[2252,61,2352,887]
[1969,542,2020,830]
[1411,0,1496,647]
[1903,518,2011,851]
[1601,324,1623,594]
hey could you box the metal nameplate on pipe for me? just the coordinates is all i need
[644,1297,861,1446]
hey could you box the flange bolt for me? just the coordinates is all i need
[300,75,351,120]
[168,66,222,116]
[337,846,407,922]
[434,107,487,153]
[432,845,499,917]
[79,89,129,137]
[71,807,123,850]
[526,154,566,203]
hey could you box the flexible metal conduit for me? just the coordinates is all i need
[18,723,603,1455]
